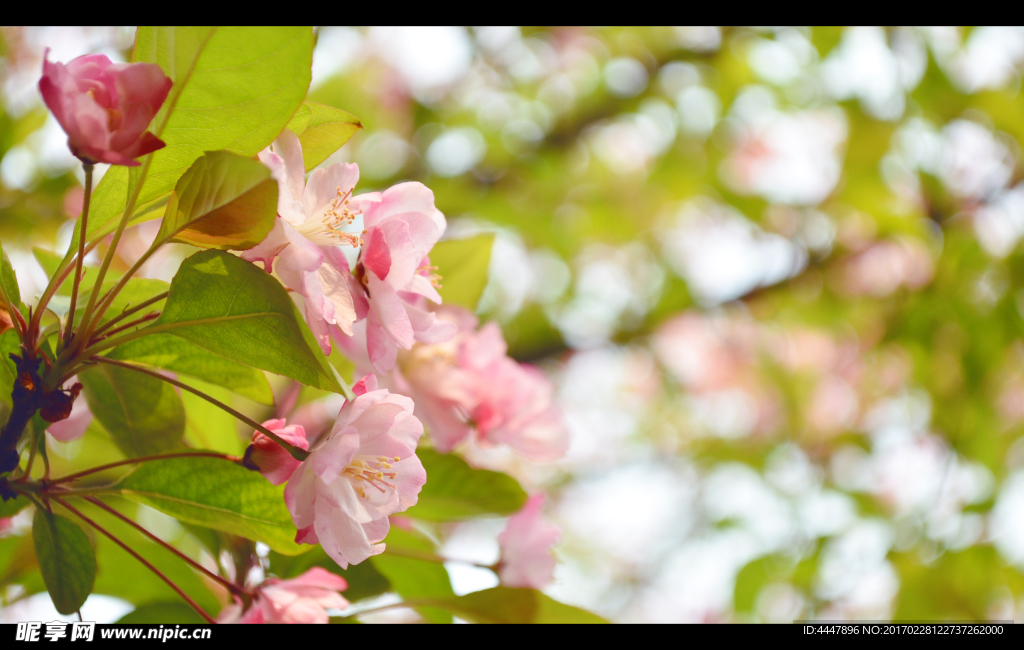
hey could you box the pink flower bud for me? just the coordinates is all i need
[249,419,309,486]
[39,50,171,166]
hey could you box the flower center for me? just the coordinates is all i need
[296,186,363,248]
[343,455,401,499]
[416,262,442,289]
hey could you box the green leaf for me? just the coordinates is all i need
[269,546,391,603]
[117,603,206,624]
[425,587,609,624]
[143,250,341,392]
[0,329,20,408]
[108,334,273,406]
[156,151,277,251]
[32,510,96,615]
[0,239,21,310]
[80,362,185,457]
[430,234,494,311]
[0,495,29,518]
[371,527,454,623]
[114,455,305,555]
[286,102,362,171]
[179,379,245,455]
[407,449,527,521]
[79,26,313,246]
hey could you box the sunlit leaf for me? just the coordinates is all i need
[142,250,341,392]
[286,102,362,171]
[79,26,313,246]
[431,234,494,311]
[423,587,609,624]
[156,150,277,251]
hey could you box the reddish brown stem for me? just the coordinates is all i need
[89,312,159,343]
[49,451,239,485]
[65,163,93,348]
[90,291,167,338]
[81,495,246,597]
[51,495,217,624]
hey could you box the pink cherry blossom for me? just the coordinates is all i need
[39,51,171,166]
[497,494,560,589]
[398,306,568,461]
[241,129,360,354]
[218,567,348,624]
[0,518,11,536]
[247,419,310,486]
[284,375,427,568]
[340,183,457,374]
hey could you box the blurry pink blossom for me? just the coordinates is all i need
[0,518,11,536]
[218,567,348,624]
[284,376,426,568]
[242,129,360,354]
[497,494,560,589]
[39,51,171,166]
[398,306,568,461]
[342,183,456,374]
[839,238,933,297]
[248,419,310,486]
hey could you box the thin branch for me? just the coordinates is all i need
[48,451,239,486]
[90,357,310,462]
[89,312,159,343]
[90,291,167,337]
[82,495,246,597]
[76,153,153,353]
[52,495,217,624]
[65,163,93,348]
[82,246,158,343]
[32,239,100,345]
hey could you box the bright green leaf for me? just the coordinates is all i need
[431,234,494,311]
[80,362,185,457]
[142,250,341,392]
[79,26,313,246]
[157,150,277,251]
[286,102,362,171]
[114,455,305,555]
[76,278,168,328]
[33,510,96,615]
[179,379,245,455]
[108,334,273,406]
[407,449,527,521]
[117,603,206,624]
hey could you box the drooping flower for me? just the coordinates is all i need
[341,183,457,374]
[241,129,360,354]
[247,419,310,486]
[283,375,427,568]
[39,51,171,166]
[218,567,348,624]
[397,306,568,461]
[496,494,560,589]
